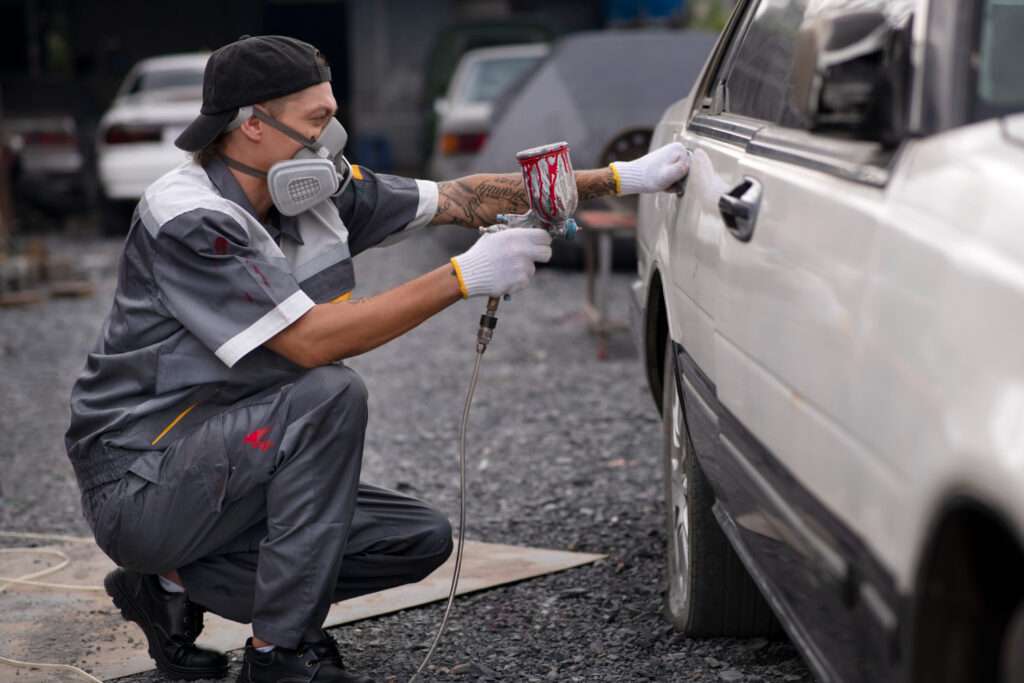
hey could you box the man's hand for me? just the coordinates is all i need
[610,142,691,195]
[450,228,553,298]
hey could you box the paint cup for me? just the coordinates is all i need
[515,141,578,235]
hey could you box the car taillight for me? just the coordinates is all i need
[24,130,77,146]
[104,124,163,145]
[440,132,487,156]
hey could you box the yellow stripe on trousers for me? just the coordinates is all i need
[151,403,198,446]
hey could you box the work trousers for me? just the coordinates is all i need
[84,364,453,649]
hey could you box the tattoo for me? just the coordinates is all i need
[432,168,617,227]
[434,174,528,227]
[578,168,618,201]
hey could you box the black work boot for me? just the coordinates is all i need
[104,568,229,680]
[237,632,374,683]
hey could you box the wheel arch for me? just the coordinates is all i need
[909,493,1024,683]
[644,267,669,416]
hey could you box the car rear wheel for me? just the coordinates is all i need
[661,338,779,636]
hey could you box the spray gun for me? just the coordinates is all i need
[411,142,578,682]
[475,141,580,352]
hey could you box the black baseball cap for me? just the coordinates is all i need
[175,35,331,152]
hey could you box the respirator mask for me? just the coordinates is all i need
[221,105,354,216]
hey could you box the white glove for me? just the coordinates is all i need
[451,228,553,299]
[610,142,691,195]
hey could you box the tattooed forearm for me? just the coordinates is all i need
[578,168,618,201]
[431,168,619,228]
[432,174,528,227]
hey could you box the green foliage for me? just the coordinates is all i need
[688,0,733,32]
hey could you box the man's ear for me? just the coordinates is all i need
[238,115,262,143]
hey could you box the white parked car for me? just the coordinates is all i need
[96,53,207,228]
[427,43,548,181]
[632,1,1024,681]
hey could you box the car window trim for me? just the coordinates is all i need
[691,111,896,187]
[690,112,762,146]
[748,126,894,187]
[692,0,758,115]
[712,0,767,116]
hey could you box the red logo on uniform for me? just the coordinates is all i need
[243,427,273,452]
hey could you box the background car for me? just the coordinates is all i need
[427,43,549,181]
[417,20,555,171]
[4,115,86,224]
[95,53,207,231]
[633,0,1024,681]
[437,28,715,266]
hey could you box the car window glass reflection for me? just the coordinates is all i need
[723,0,913,129]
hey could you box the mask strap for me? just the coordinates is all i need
[251,107,319,150]
[220,153,268,179]
[335,155,354,197]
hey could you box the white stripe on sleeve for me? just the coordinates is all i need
[408,179,439,230]
[215,290,315,367]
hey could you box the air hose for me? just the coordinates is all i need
[410,296,500,681]
[0,531,106,682]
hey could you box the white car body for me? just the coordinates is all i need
[633,0,1024,680]
[427,43,548,181]
[97,54,207,200]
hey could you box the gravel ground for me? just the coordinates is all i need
[0,228,810,682]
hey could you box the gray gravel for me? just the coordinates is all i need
[0,228,809,682]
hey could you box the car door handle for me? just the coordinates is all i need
[718,177,762,242]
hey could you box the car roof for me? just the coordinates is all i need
[457,43,550,65]
[133,53,209,72]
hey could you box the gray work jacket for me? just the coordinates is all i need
[66,157,437,491]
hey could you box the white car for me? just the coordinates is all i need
[633,1,1024,681]
[96,54,207,224]
[427,43,548,181]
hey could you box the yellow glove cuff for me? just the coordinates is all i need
[450,257,470,299]
[608,163,623,195]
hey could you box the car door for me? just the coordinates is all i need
[669,0,911,680]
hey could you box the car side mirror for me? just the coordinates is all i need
[433,97,450,118]
[790,11,912,146]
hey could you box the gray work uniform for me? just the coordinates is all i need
[65,158,453,648]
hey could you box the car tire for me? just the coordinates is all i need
[661,338,779,636]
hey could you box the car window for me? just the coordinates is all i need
[721,0,809,127]
[126,68,204,94]
[459,56,542,104]
[973,0,1024,120]
[721,0,912,128]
